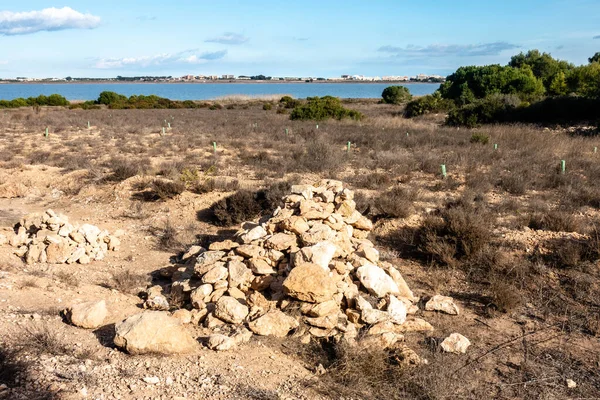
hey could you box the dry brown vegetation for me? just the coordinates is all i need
[1,101,599,399]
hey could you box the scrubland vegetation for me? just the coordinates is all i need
[1,89,599,397]
[1,48,600,399]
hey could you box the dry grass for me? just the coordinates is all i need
[22,323,70,355]
[109,270,150,295]
[3,102,600,398]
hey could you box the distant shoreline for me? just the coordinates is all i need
[0,80,441,85]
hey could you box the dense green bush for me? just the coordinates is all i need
[290,96,363,121]
[381,86,412,104]
[446,94,520,127]
[447,95,600,127]
[508,50,574,93]
[470,132,490,144]
[404,92,454,117]
[93,91,204,109]
[567,63,600,98]
[279,96,300,109]
[0,94,69,108]
[439,65,545,105]
[97,91,127,105]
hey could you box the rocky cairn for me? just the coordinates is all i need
[147,180,447,353]
[4,209,121,264]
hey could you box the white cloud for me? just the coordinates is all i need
[205,32,249,45]
[0,7,100,36]
[0,61,8,65]
[378,42,520,57]
[94,49,227,69]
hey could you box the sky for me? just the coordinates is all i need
[0,0,599,78]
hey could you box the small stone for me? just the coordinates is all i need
[114,311,197,355]
[201,265,228,284]
[143,376,160,385]
[425,295,460,315]
[65,300,107,329]
[235,244,265,259]
[239,225,268,243]
[264,233,297,251]
[145,294,170,311]
[387,296,407,325]
[248,310,299,337]
[209,240,239,251]
[214,296,249,324]
[441,333,471,354]
[172,309,192,324]
[207,334,236,351]
[248,258,276,275]
[307,300,339,317]
[280,216,310,235]
[282,263,337,303]
[566,379,577,389]
[356,264,400,297]
[291,184,315,199]
[398,318,434,333]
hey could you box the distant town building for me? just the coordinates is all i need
[222,74,235,80]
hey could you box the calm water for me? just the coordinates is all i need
[0,82,438,101]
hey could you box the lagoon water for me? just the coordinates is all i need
[0,82,438,101]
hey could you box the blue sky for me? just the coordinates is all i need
[0,0,598,78]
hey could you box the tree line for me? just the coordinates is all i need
[389,49,600,127]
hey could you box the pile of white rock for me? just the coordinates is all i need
[142,180,467,354]
[3,209,121,264]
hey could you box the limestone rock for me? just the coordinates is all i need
[355,264,399,297]
[387,267,417,301]
[280,216,310,235]
[282,263,336,303]
[399,318,434,333]
[387,296,407,325]
[194,251,226,271]
[441,333,471,354]
[65,300,107,329]
[425,295,460,315]
[206,334,236,351]
[214,296,249,324]
[301,223,334,246]
[172,309,192,324]
[265,233,297,251]
[299,241,337,271]
[239,225,267,243]
[201,265,228,284]
[248,310,299,337]
[114,312,197,354]
[306,300,339,317]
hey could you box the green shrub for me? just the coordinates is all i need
[279,96,300,109]
[404,92,453,118]
[0,94,70,108]
[470,132,489,145]
[381,86,412,104]
[290,96,363,121]
[439,64,545,105]
[97,91,127,106]
[446,94,521,127]
[263,103,273,111]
